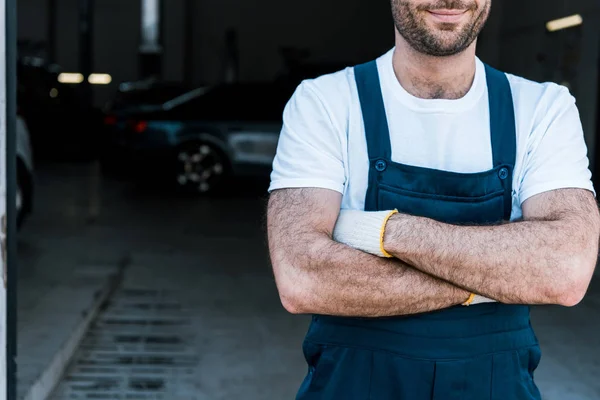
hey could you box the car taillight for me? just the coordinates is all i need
[133,120,148,133]
[124,119,148,133]
[104,115,117,125]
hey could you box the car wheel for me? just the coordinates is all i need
[175,142,229,194]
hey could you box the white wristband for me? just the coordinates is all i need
[333,209,397,258]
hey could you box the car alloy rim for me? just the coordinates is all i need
[176,144,224,192]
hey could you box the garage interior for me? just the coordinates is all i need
[10,0,600,399]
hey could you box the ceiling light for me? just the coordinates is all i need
[88,73,112,85]
[58,73,84,84]
[546,14,583,32]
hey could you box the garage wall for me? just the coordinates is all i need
[92,0,140,104]
[15,0,600,147]
[17,0,46,42]
[179,0,393,84]
[15,0,506,80]
[17,0,394,94]
[15,0,509,102]
[475,0,505,67]
[162,0,184,83]
[496,0,600,165]
[17,0,140,105]
[17,0,395,105]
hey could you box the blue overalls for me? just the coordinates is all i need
[296,61,543,400]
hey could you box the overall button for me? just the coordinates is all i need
[498,167,509,180]
[375,160,387,172]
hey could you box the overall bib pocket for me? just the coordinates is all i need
[378,184,505,225]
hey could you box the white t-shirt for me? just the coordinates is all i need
[269,49,595,221]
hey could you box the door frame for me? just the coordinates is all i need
[3,0,17,398]
[595,34,600,191]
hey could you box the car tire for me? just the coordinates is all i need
[174,141,230,194]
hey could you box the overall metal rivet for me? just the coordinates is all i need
[375,160,387,172]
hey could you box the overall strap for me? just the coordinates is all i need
[354,61,392,162]
[485,64,516,168]
[485,64,517,220]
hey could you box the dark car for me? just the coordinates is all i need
[102,82,292,193]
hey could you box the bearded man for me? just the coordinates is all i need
[267,1,600,398]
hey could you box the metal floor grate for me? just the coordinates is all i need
[51,289,201,399]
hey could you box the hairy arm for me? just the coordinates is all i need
[383,189,600,306]
[267,187,472,317]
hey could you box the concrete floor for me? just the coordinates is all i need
[17,161,600,399]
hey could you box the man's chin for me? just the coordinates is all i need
[421,42,469,57]
[424,18,467,32]
[427,32,470,48]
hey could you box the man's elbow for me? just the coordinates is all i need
[550,254,596,307]
[278,280,315,315]
[279,289,306,315]
[272,260,316,315]
[555,283,588,307]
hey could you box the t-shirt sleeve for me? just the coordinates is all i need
[518,87,595,205]
[268,81,346,194]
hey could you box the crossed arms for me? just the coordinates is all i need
[266,187,600,317]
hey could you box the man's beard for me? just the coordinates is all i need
[391,0,491,57]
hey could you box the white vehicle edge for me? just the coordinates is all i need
[16,114,34,228]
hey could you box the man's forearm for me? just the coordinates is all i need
[383,190,599,306]
[267,188,471,318]
[273,231,470,317]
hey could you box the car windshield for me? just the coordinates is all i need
[163,87,212,110]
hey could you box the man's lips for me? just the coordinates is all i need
[427,9,469,23]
